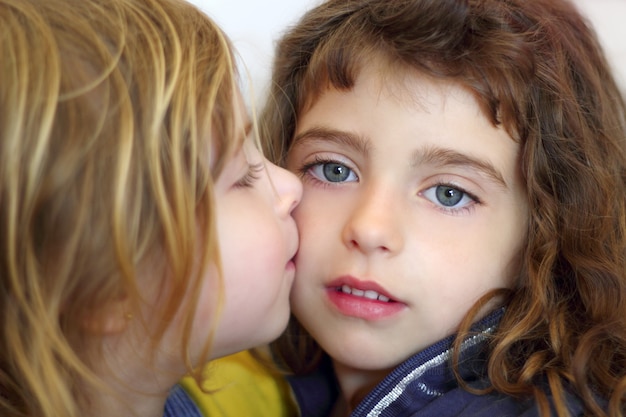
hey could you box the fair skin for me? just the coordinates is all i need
[94,99,302,417]
[286,65,528,411]
[210,136,302,357]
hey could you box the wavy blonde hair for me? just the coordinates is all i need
[0,0,242,416]
[263,0,626,416]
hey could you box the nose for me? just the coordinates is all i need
[266,159,302,216]
[342,183,404,255]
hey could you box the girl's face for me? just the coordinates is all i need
[153,93,302,367]
[103,94,301,392]
[206,133,302,358]
[188,88,303,359]
[286,67,528,387]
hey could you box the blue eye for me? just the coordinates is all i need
[422,184,476,209]
[306,159,358,183]
[436,185,463,206]
[322,163,351,182]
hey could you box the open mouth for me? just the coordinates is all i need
[327,281,405,320]
[335,284,394,303]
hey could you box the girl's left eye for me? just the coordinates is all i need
[421,184,478,210]
[234,162,264,188]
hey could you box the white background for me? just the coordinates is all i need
[189,0,626,105]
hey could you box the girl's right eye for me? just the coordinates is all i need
[301,158,358,184]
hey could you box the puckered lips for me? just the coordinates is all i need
[325,276,406,320]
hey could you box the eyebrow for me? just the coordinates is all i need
[413,146,508,188]
[292,126,371,157]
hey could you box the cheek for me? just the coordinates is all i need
[220,216,288,296]
[408,225,518,303]
[293,192,339,242]
[192,267,221,329]
[482,219,526,287]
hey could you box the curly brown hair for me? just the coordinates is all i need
[262,0,626,415]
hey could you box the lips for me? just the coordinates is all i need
[325,276,405,320]
[287,224,299,267]
[327,276,396,301]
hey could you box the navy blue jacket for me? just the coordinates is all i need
[164,384,203,417]
[288,309,586,417]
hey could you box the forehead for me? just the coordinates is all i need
[298,46,508,140]
[294,64,520,186]
[302,56,477,121]
[303,51,436,107]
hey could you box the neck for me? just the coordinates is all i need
[332,361,392,415]
[86,331,182,417]
[88,387,169,417]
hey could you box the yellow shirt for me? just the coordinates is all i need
[180,350,298,417]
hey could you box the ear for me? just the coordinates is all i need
[81,297,134,335]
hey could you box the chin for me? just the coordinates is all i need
[256,307,291,345]
[334,352,403,371]
[273,307,293,336]
[317,337,409,370]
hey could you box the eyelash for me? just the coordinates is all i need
[234,162,264,188]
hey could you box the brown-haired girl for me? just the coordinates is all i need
[262,0,626,415]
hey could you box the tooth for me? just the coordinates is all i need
[339,285,391,302]
[364,290,379,300]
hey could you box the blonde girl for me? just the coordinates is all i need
[0,0,301,416]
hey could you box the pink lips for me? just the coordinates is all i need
[287,248,298,271]
[326,276,406,320]
[286,259,296,272]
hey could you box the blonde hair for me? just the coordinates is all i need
[0,0,242,415]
